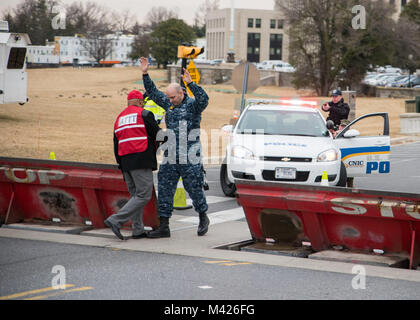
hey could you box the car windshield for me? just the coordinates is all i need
[236,109,329,137]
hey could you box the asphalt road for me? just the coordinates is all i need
[1,142,420,302]
[1,237,420,302]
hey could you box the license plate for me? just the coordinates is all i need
[275,167,296,180]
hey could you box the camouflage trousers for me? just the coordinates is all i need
[157,163,208,218]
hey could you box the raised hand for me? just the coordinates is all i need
[182,68,193,84]
[140,57,149,74]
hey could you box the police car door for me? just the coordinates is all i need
[333,113,390,177]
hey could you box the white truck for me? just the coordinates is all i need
[0,21,31,105]
[220,99,390,196]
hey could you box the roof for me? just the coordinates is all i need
[0,33,31,45]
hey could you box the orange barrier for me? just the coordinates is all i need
[0,157,158,230]
[235,180,420,269]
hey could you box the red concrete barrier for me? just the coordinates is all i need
[0,157,158,230]
[235,180,420,269]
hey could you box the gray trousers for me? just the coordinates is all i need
[106,168,153,235]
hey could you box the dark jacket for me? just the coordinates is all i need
[143,74,209,163]
[114,109,161,172]
[324,98,350,126]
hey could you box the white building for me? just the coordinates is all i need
[26,45,59,65]
[54,33,135,65]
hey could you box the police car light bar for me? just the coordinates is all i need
[247,98,318,108]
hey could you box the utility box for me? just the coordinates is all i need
[342,90,356,121]
[0,21,31,105]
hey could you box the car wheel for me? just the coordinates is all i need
[220,162,236,197]
[336,162,347,187]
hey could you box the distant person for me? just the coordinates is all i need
[321,89,350,127]
[104,90,161,240]
[331,119,351,138]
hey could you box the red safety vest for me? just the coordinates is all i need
[114,106,148,156]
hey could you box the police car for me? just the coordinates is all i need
[220,99,390,197]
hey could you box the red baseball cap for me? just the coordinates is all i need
[127,90,143,100]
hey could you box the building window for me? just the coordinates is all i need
[270,19,276,29]
[247,33,261,63]
[269,34,283,60]
[248,18,254,28]
[256,19,261,28]
[277,19,284,29]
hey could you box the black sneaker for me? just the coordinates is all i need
[104,220,124,240]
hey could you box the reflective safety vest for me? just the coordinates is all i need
[114,105,148,156]
[144,97,165,124]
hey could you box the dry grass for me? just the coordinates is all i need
[0,67,406,164]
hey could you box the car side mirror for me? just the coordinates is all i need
[221,124,234,135]
[344,129,360,138]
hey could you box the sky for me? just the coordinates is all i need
[0,0,276,25]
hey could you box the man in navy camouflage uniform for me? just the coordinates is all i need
[139,57,209,238]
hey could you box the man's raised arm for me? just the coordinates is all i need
[183,68,209,113]
[140,57,171,111]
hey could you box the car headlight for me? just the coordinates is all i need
[317,149,338,162]
[231,146,255,160]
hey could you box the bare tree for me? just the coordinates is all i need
[112,9,136,34]
[66,2,115,65]
[147,6,179,29]
[193,0,220,27]
[278,0,397,95]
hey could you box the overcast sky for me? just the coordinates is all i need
[0,0,276,24]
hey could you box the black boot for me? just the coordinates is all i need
[197,213,210,236]
[147,217,170,238]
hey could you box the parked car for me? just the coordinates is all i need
[210,59,224,65]
[383,75,408,87]
[273,62,295,73]
[392,75,420,88]
[257,60,284,70]
[220,99,390,197]
[375,65,402,74]
[376,74,406,87]
[365,73,400,86]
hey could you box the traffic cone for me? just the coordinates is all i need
[320,171,329,186]
[50,152,56,160]
[174,177,193,210]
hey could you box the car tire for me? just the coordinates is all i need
[336,162,347,187]
[220,162,236,197]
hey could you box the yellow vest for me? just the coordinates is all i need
[144,97,165,124]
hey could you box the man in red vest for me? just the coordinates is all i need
[105,90,161,240]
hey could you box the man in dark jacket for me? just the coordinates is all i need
[104,90,161,240]
[322,89,350,127]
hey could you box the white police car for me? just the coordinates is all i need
[220,99,390,196]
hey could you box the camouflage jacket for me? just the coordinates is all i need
[143,74,209,164]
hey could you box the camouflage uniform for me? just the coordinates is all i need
[143,74,209,218]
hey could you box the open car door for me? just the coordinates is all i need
[333,113,390,178]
